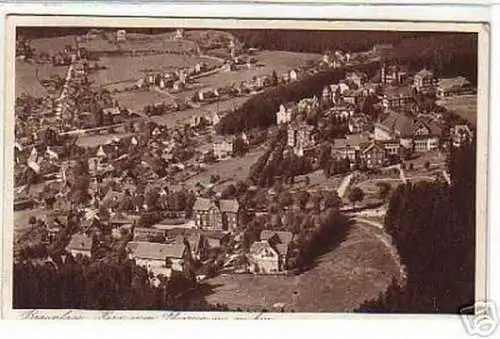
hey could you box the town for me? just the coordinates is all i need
[13,28,477,312]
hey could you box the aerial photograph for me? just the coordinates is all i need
[12,26,478,313]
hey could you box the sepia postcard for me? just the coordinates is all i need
[1,14,490,322]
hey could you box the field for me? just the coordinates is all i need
[149,96,250,127]
[201,222,401,312]
[16,60,67,97]
[436,94,477,126]
[182,149,265,190]
[30,33,195,55]
[90,54,221,87]
[195,50,320,88]
[113,89,176,112]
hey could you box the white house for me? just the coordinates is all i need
[127,241,191,277]
[65,233,92,258]
[276,102,296,125]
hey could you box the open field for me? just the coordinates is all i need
[437,94,477,126]
[201,222,400,312]
[16,60,68,97]
[149,96,250,127]
[183,149,265,190]
[90,54,221,87]
[113,89,176,112]
[195,50,320,88]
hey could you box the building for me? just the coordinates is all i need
[289,69,301,82]
[174,28,184,40]
[192,197,240,232]
[332,134,370,162]
[276,102,296,125]
[380,64,408,84]
[127,241,191,277]
[382,86,415,110]
[133,227,166,242]
[65,233,92,258]
[213,136,234,160]
[374,112,442,152]
[360,142,387,169]
[116,29,127,42]
[247,230,294,274]
[437,76,474,98]
[247,241,280,274]
[287,121,315,156]
[413,69,438,95]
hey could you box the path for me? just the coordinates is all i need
[336,173,354,199]
[351,216,406,284]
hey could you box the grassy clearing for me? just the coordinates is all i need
[202,222,400,312]
[195,50,320,88]
[150,96,250,127]
[90,54,220,86]
[16,60,68,97]
[183,149,265,190]
[437,94,477,126]
[113,89,176,112]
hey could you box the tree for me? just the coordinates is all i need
[348,187,365,208]
[221,184,237,198]
[424,161,431,170]
[376,182,391,201]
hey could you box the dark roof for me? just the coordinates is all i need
[377,112,442,137]
[127,241,186,260]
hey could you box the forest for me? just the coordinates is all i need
[357,139,476,313]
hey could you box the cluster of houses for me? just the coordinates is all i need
[137,62,214,92]
[275,62,475,168]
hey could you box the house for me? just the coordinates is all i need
[116,29,126,42]
[127,241,191,277]
[327,105,355,120]
[382,86,415,110]
[332,133,370,162]
[380,64,408,84]
[247,230,294,274]
[200,231,230,249]
[192,197,240,232]
[437,76,474,98]
[450,124,474,147]
[65,233,92,258]
[321,85,336,106]
[289,69,301,82]
[348,115,369,134]
[413,69,438,95]
[287,121,315,156]
[213,136,234,160]
[360,142,387,169]
[374,112,442,152]
[174,28,184,40]
[133,227,166,242]
[276,102,296,125]
[247,241,280,274]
